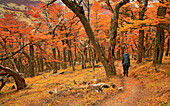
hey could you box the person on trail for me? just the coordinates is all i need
[122,53,130,77]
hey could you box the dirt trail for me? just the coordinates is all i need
[100,63,144,106]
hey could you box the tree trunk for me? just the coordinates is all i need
[61,0,117,77]
[90,48,95,71]
[29,44,35,77]
[57,47,61,70]
[153,5,167,64]
[0,65,26,90]
[116,35,121,60]
[40,56,44,72]
[73,44,77,66]
[52,48,58,73]
[145,38,155,57]
[165,37,170,56]
[153,26,165,64]
[62,41,67,69]
[137,30,144,63]
[89,45,92,66]
[120,32,125,59]
[82,49,86,69]
[137,0,148,63]
[116,50,121,60]
[108,0,130,74]
[145,31,149,57]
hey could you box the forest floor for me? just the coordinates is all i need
[100,57,170,106]
[99,63,145,106]
[0,57,169,106]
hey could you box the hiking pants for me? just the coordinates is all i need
[123,65,129,76]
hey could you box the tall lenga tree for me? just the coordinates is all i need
[137,0,148,63]
[46,0,129,77]
[106,0,129,74]
[153,0,167,64]
[61,0,114,77]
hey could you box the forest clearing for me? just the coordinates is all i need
[0,0,169,105]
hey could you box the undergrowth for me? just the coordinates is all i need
[132,56,170,106]
[0,62,121,106]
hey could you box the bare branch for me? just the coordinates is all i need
[106,0,114,13]
[52,18,64,35]
[0,43,31,60]
[45,0,57,7]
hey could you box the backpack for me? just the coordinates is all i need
[123,53,130,66]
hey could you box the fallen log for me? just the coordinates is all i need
[47,83,116,96]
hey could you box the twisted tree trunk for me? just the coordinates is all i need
[0,65,26,90]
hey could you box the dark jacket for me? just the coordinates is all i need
[122,53,130,66]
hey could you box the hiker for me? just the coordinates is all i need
[122,53,130,77]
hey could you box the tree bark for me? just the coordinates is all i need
[62,40,67,69]
[145,30,149,57]
[165,37,170,56]
[106,0,129,75]
[57,47,61,70]
[116,35,121,60]
[61,0,116,77]
[137,30,144,63]
[153,5,167,64]
[145,38,155,57]
[108,0,130,74]
[29,44,35,77]
[0,65,26,90]
[137,0,148,63]
[52,48,58,73]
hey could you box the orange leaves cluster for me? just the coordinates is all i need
[92,0,104,13]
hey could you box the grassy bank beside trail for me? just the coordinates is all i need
[132,56,170,106]
[0,61,122,106]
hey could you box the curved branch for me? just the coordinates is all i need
[106,0,114,13]
[0,43,30,60]
[0,65,26,90]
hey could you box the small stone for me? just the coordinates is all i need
[118,87,123,91]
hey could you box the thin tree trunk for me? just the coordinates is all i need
[57,47,61,70]
[82,47,86,69]
[68,49,75,71]
[29,44,35,77]
[165,37,170,56]
[52,48,58,73]
[116,36,121,60]
[62,40,67,69]
[145,30,149,57]
[92,49,95,71]
[36,56,40,72]
[40,56,44,72]
[73,44,77,66]
[145,38,155,57]
[137,30,144,63]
